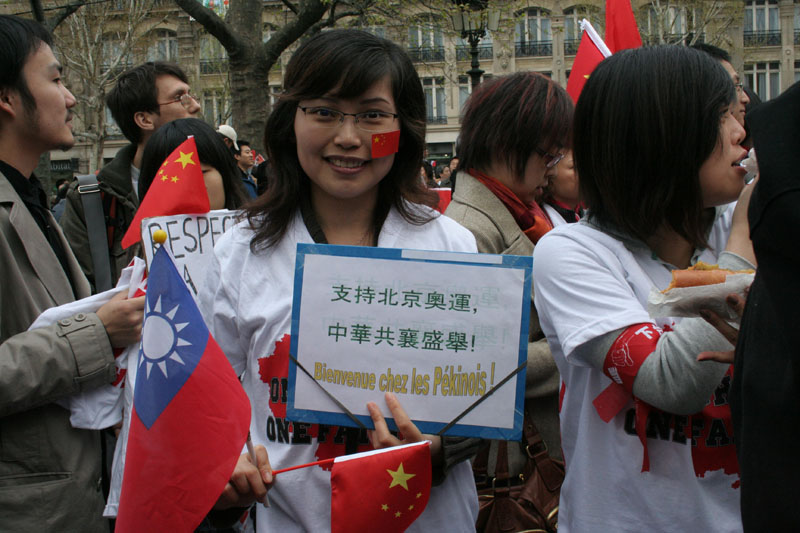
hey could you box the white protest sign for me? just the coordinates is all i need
[140,209,239,296]
[286,244,531,440]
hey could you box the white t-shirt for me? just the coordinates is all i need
[199,206,480,532]
[532,206,741,533]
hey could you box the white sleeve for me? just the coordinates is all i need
[197,250,248,376]
[532,231,652,365]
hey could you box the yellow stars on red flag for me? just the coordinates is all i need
[387,462,415,490]
[174,150,197,169]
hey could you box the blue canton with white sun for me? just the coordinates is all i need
[134,248,208,429]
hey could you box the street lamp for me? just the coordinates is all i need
[451,0,500,89]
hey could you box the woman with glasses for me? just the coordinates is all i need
[532,46,755,531]
[444,71,573,482]
[542,149,583,226]
[198,29,479,531]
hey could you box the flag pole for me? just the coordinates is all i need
[272,458,336,475]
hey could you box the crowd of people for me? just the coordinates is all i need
[0,12,797,532]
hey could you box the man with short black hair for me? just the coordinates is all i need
[0,15,144,531]
[692,43,750,127]
[235,139,257,198]
[60,61,201,290]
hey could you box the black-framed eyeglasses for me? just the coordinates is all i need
[158,93,199,110]
[298,105,399,132]
[535,148,565,169]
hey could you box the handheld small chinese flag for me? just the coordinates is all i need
[331,441,431,533]
[121,137,210,249]
[115,245,251,532]
[605,0,642,53]
[566,20,612,104]
[371,130,401,159]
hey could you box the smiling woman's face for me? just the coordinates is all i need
[293,76,397,206]
[547,151,580,207]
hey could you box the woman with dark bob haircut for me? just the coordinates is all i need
[198,29,479,530]
[138,118,246,210]
[445,71,572,491]
[532,46,755,531]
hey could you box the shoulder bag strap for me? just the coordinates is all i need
[76,174,113,292]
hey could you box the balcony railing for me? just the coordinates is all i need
[407,46,446,62]
[455,44,493,61]
[564,39,580,55]
[199,59,228,74]
[515,40,553,57]
[426,115,448,124]
[743,30,781,46]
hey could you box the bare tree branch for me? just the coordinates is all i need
[281,0,299,15]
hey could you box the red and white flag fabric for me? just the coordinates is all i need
[566,20,612,104]
[331,441,432,533]
[605,0,643,52]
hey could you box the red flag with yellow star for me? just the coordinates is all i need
[331,441,431,533]
[371,130,401,159]
[566,19,612,104]
[121,137,210,249]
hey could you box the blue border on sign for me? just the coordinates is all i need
[286,243,532,440]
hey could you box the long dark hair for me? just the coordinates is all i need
[574,45,735,248]
[139,118,247,210]
[246,29,436,252]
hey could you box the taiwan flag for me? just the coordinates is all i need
[566,19,612,104]
[121,137,210,249]
[331,441,432,533]
[115,246,251,532]
[371,130,401,159]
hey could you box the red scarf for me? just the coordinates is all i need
[470,169,553,244]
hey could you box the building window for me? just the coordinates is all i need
[515,8,553,57]
[422,77,447,124]
[199,35,227,74]
[744,62,780,100]
[744,0,781,46]
[456,31,493,61]
[795,3,800,44]
[459,76,472,113]
[147,29,179,62]
[641,3,701,44]
[269,85,282,107]
[203,91,229,127]
[100,38,131,75]
[563,6,602,54]
[408,23,445,62]
[795,60,800,83]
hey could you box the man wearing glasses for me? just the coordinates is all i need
[61,62,201,291]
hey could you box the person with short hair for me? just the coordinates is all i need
[0,15,144,531]
[60,61,201,290]
[445,71,573,477]
[198,28,479,531]
[693,43,750,127]
[532,46,754,531]
[234,139,257,198]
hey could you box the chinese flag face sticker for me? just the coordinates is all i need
[330,441,431,533]
[371,130,401,159]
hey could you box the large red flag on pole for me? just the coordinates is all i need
[115,245,251,532]
[605,0,642,52]
[121,137,210,249]
[566,20,612,104]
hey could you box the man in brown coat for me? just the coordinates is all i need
[0,15,144,531]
